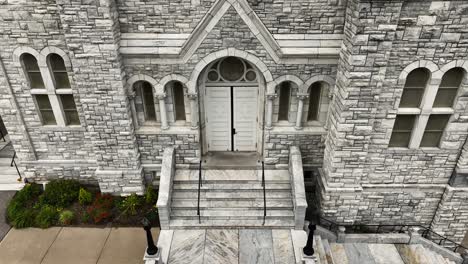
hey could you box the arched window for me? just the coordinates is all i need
[20,51,80,126]
[21,53,44,89]
[307,82,322,121]
[49,54,70,89]
[134,81,156,123]
[390,66,465,148]
[173,81,186,121]
[278,82,291,121]
[433,68,464,107]
[399,68,430,108]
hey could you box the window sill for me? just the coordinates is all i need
[268,126,326,135]
[38,125,84,132]
[136,125,197,135]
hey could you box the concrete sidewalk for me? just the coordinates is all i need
[0,227,159,264]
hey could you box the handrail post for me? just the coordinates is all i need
[303,223,316,257]
[197,160,202,224]
[262,161,266,225]
[10,151,22,182]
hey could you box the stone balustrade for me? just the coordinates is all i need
[289,146,308,230]
[156,147,176,230]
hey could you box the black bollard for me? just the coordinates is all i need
[142,217,158,255]
[303,223,316,256]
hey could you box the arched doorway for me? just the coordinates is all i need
[199,56,264,153]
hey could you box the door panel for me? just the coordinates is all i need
[233,86,257,151]
[206,87,231,151]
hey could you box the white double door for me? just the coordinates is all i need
[206,86,258,151]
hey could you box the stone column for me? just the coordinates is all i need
[128,92,139,130]
[295,94,308,130]
[187,93,198,129]
[265,94,277,129]
[157,93,169,130]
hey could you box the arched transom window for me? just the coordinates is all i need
[206,57,257,83]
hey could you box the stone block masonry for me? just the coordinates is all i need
[0,0,468,244]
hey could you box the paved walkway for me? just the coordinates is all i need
[0,227,159,264]
[0,191,14,241]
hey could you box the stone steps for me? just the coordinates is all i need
[169,169,294,229]
[171,208,294,220]
[173,182,291,190]
[168,219,295,229]
[171,198,294,209]
[395,244,458,264]
[172,189,292,199]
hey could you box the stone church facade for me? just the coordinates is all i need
[0,0,468,242]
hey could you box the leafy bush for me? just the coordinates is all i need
[35,205,58,228]
[119,194,142,216]
[10,210,36,228]
[78,188,92,205]
[39,179,80,208]
[87,193,114,224]
[145,185,158,205]
[7,183,42,228]
[59,210,74,225]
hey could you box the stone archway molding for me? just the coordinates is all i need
[187,48,274,94]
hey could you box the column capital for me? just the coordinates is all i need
[187,93,198,100]
[128,92,136,99]
[266,93,278,100]
[156,93,167,100]
[297,93,309,100]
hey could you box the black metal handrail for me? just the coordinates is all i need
[0,130,5,142]
[10,151,22,182]
[197,160,202,224]
[262,161,266,225]
[319,216,468,253]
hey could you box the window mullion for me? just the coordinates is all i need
[421,79,441,111]
[48,94,66,126]
[39,66,56,93]
[409,114,429,149]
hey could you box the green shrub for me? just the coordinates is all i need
[39,179,80,208]
[35,205,58,228]
[7,183,42,228]
[78,188,92,205]
[81,211,91,223]
[119,194,142,216]
[59,210,74,225]
[10,210,36,228]
[145,185,158,205]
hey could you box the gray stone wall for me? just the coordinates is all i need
[265,132,325,166]
[137,133,199,164]
[431,186,468,243]
[248,0,346,34]
[116,0,215,34]
[320,0,468,243]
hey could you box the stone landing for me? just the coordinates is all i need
[154,228,460,264]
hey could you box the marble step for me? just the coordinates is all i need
[322,239,336,264]
[169,218,295,229]
[173,182,291,190]
[171,199,294,209]
[171,190,292,199]
[395,244,432,264]
[330,243,349,264]
[0,183,25,191]
[171,209,294,220]
[315,235,328,264]
[0,158,13,165]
